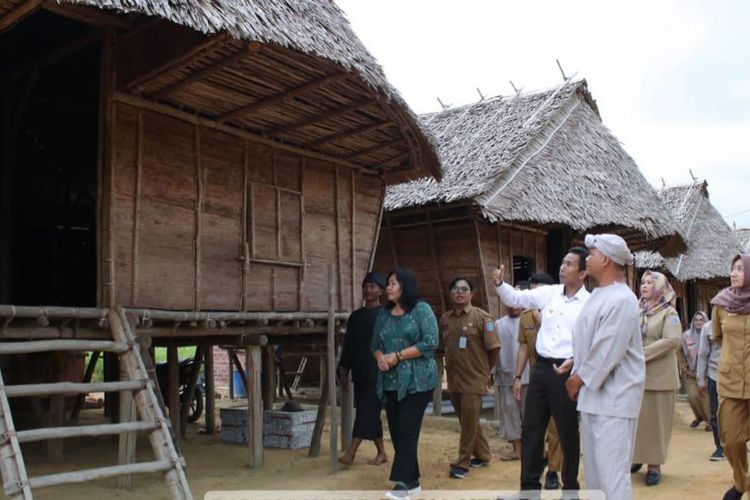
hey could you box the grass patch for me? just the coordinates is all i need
[86,346,198,383]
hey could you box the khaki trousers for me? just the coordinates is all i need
[719,397,750,492]
[687,375,711,422]
[450,392,491,470]
[546,418,562,472]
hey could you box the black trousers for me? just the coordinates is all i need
[521,357,580,490]
[384,390,432,485]
[353,382,384,440]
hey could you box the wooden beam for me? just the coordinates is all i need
[219,72,349,122]
[112,92,374,175]
[345,138,402,160]
[126,32,231,92]
[0,0,40,34]
[267,98,374,137]
[305,120,393,148]
[167,343,180,450]
[150,42,262,100]
[41,2,133,30]
[204,344,216,434]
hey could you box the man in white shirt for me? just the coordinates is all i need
[565,233,645,500]
[493,248,590,493]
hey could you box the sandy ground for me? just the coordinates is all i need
[20,399,731,499]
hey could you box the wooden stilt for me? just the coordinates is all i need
[179,346,204,436]
[167,343,180,450]
[327,264,338,472]
[308,359,327,458]
[246,346,263,468]
[262,345,274,410]
[204,344,216,434]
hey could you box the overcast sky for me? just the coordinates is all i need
[337,0,750,229]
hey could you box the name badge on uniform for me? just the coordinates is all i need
[459,336,467,349]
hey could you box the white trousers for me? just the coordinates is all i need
[580,412,638,500]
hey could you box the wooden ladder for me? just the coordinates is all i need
[0,307,192,499]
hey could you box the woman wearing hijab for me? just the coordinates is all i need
[712,254,750,500]
[371,268,438,499]
[681,311,711,430]
[631,270,681,486]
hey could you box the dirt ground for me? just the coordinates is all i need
[21,399,731,499]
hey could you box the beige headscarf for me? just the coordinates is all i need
[640,270,676,337]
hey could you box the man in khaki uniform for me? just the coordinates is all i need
[512,272,562,489]
[439,276,500,479]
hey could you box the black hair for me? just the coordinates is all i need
[568,247,589,272]
[385,268,421,313]
[448,276,474,292]
[516,280,530,290]
[529,272,555,285]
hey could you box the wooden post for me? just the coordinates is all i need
[167,343,180,450]
[327,264,338,472]
[262,345,275,410]
[205,344,216,434]
[246,345,263,468]
[47,394,64,462]
[228,349,235,399]
[340,369,353,452]
[179,346,204,436]
[308,360,327,458]
[117,387,136,490]
[433,355,444,416]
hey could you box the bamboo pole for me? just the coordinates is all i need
[167,343,180,450]
[308,360,327,458]
[194,125,204,311]
[339,344,353,451]
[17,421,158,443]
[117,386,136,489]
[367,183,386,273]
[246,345,263,468]
[0,0,41,32]
[205,344,216,434]
[241,141,249,311]
[0,368,31,499]
[298,159,306,309]
[386,215,399,268]
[5,380,146,398]
[107,55,117,307]
[230,352,249,395]
[27,460,172,492]
[111,309,192,499]
[426,212,446,312]
[131,111,143,304]
[0,340,128,355]
[350,171,356,309]
[334,168,342,311]
[472,217,491,310]
[327,264,338,472]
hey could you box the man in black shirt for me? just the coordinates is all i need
[338,272,388,466]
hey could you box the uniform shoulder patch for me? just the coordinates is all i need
[671,315,681,325]
[486,321,494,332]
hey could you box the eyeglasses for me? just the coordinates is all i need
[450,286,471,294]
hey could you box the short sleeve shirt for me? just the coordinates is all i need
[518,309,541,365]
[440,305,500,394]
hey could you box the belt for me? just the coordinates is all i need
[536,354,568,366]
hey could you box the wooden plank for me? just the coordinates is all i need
[246,345,263,468]
[0,0,40,33]
[219,72,349,122]
[204,344,216,434]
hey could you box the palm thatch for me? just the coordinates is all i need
[736,228,750,254]
[1,0,439,181]
[384,80,683,252]
[635,181,741,280]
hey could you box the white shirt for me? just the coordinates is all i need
[495,282,590,359]
[573,282,645,419]
[495,316,530,386]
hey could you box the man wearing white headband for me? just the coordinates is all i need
[565,233,645,500]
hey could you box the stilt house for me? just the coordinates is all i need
[375,80,684,318]
[635,180,742,322]
[0,0,439,496]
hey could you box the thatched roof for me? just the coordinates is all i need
[635,181,742,280]
[384,80,683,252]
[1,0,439,182]
[736,228,750,254]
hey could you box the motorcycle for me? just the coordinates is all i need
[155,357,204,423]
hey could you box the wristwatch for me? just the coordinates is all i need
[514,375,522,380]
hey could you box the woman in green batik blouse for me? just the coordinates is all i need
[371,268,438,500]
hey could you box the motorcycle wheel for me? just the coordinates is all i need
[187,387,204,423]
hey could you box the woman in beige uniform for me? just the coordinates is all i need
[712,254,750,500]
[631,270,681,486]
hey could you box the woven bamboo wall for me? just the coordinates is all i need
[374,211,546,318]
[106,102,384,312]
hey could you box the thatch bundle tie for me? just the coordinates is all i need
[1,430,14,445]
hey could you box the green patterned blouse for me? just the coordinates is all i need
[370,301,439,401]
